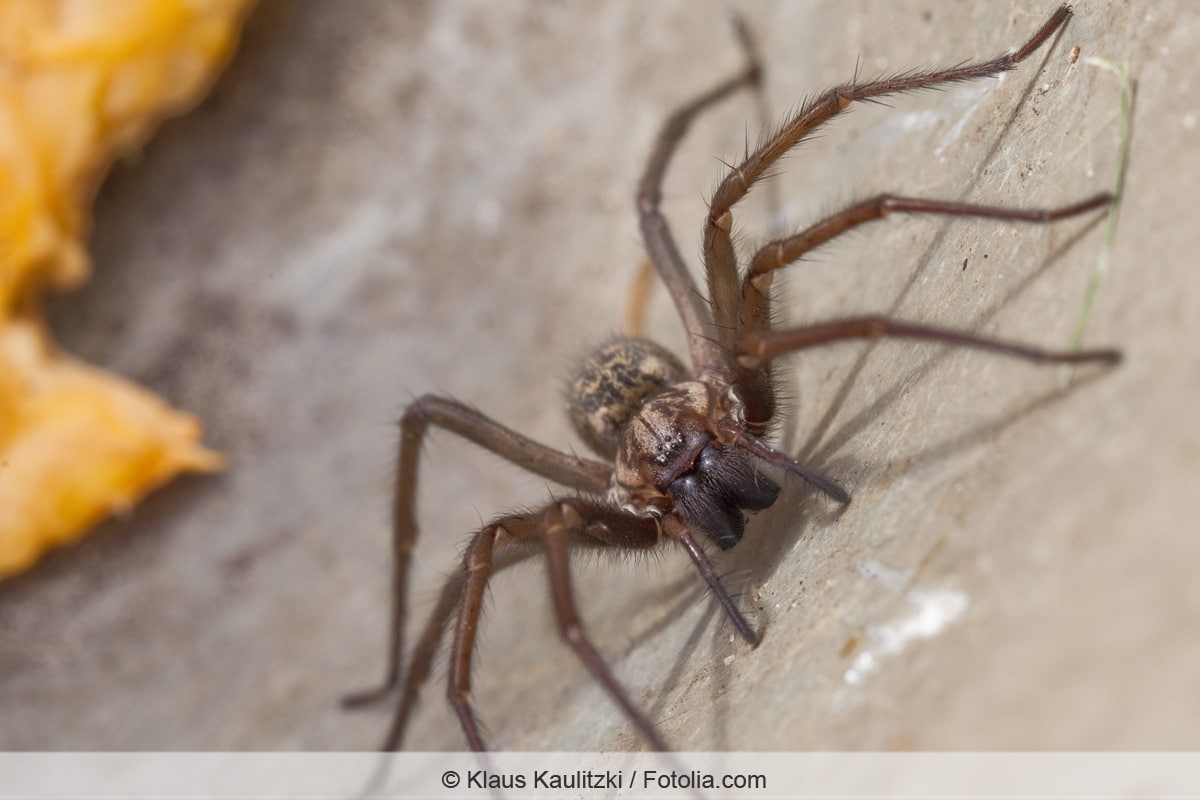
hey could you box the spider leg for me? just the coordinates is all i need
[342,395,611,710]
[447,525,499,750]
[704,5,1075,417]
[624,257,658,338]
[736,315,1122,371]
[638,15,764,373]
[663,516,758,645]
[376,545,539,752]
[740,193,1113,336]
[432,500,665,751]
[379,560,465,750]
[732,192,1113,424]
[720,429,851,505]
[538,500,671,751]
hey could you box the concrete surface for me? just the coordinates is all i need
[2,1,1197,750]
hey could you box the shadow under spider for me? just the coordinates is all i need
[805,211,1106,476]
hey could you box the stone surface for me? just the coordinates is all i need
[2,1,1196,751]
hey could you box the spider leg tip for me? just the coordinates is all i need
[340,686,393,710]
[821,483,852,505]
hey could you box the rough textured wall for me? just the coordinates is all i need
[2,1,1196,750]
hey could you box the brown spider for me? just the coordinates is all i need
[345,5,1119,751]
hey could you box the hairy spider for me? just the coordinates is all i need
[345,5,1119,751]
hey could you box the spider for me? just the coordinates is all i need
[344,4,1119,751]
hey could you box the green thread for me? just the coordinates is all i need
[1070,57,1131,351]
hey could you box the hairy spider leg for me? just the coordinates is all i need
[664,516,758,644]
[740,193,1113,332]
[375,545,538,751]
[734,194,1120,368]
[636,14,764,374]
[424,501,669,751]
[624,14,782,340]
[701,5,1079,431]
[342,396,608,712]
[538,502,670,750]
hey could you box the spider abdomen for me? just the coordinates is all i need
[567,337,688,460]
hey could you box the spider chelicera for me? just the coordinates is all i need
[344,4,1119,751]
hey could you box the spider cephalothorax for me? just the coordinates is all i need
[345,5,1120,753]
[570,336,782,549]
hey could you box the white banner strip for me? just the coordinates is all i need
[1,752,1198,799]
